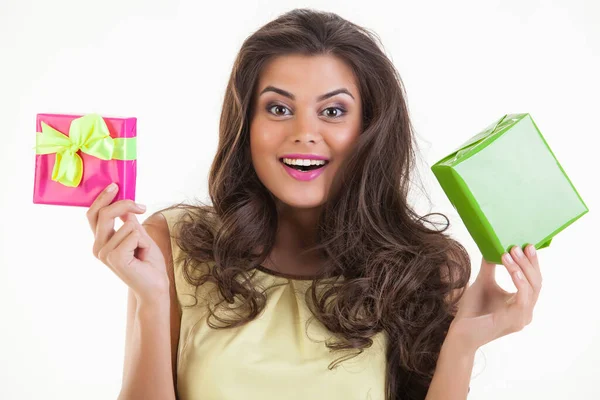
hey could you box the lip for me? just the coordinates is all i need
[280,153,330,161]
[280,159,329,182]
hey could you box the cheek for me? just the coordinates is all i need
[328,129,361,157]
[252,140,278,161]
[250,124,284,176]
[250,120,278,157]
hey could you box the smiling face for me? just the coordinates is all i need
[250,54,363,210]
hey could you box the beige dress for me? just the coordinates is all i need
[161,208,389,400]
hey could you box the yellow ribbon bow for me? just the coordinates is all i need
[34,114,136,187]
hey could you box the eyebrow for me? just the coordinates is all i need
[259,85,355,102]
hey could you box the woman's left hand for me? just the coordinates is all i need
[449,244,542,353]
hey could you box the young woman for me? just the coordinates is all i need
[86,8,542,400]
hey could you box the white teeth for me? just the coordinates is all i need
[282,158,327,166]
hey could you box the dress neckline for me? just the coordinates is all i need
[255,264,320,281]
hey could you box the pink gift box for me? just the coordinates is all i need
[33,113,137,207]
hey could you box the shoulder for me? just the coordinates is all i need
[141,207,190,261]
[142,204,218,265]
[142,205,218,309]
[153,205,218,232]
[141,206,197,242]
[150,206,189,229]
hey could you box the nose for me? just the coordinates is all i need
[291,109,321,144]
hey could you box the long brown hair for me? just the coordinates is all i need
[163,8,470,400]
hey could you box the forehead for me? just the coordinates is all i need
[256,54,358,95]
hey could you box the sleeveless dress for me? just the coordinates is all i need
[160,208,389,400]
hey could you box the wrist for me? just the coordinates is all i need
[136,292,171,316]
[444,321,479,357]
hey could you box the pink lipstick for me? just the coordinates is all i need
[279,154,330,182]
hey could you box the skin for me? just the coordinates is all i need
[86,185,179,398]
[427,245,542,399]
[86,186,168,302]
[249,54,362,277]
[452,246,543,352]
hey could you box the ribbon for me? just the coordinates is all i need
[34,114,136,187]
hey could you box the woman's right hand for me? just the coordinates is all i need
[86,183,170,305]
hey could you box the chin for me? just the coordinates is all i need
[274,193,327,210]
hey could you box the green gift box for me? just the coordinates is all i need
[431,113,588,264]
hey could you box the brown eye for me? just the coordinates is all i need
[321,107,347,119]
[267,104,291,116]
[266,104,347,118]
[324,107,346,118]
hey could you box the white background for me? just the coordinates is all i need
[1,0,598,399]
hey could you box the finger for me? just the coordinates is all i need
[86,183,119,233]
[502,251,531,286]
[113,230,152,273]
[137,231,151,250]
[96,222,137,282]
[97,221,138,263]
[121,211,144,230]
[502,251,533,303]
[122,212,154,243]
[105,229,142,272]
[93,200,146,258]
[525,244,542,292]
[116,214,153,255]
[510,245,542,299]
[119,212,136,223]
[506,263,534,331]
[524,244,540,268]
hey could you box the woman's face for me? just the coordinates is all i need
[250,54,362,209]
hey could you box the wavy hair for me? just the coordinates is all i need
[162,8,471,400]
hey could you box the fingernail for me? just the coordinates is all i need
[503,253,514,264]
[136,203,146,211]
[514,246,524,258]
[528,245,536,256]
[106,183,117,192]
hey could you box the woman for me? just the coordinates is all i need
[86,8,542,400]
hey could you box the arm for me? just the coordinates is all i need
[118,212,182,400]
[426,245,543,399]
[424,326,475,400]
[424,252,474,399]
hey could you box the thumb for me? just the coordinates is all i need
[137,232,151,250]
[134,231,154,263]
[476,257,496,283]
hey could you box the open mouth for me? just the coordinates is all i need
[279,158,330,172]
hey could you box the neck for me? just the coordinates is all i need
[266,201,324,275]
